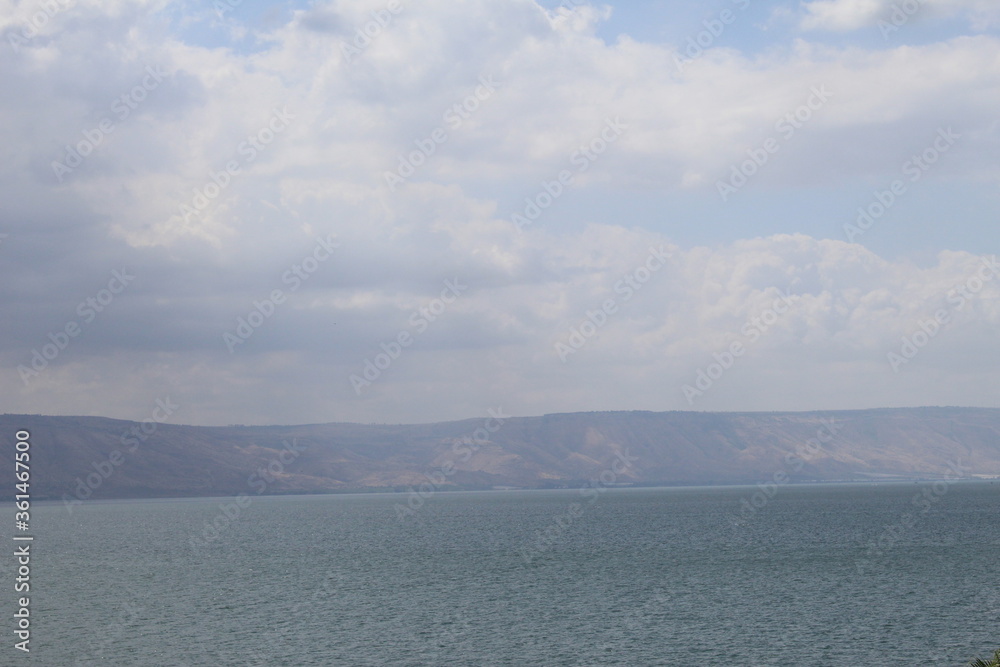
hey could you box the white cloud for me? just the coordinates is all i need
[800,0,888,31]
[2,216,998,423]
[6,0,998,245]
[1,0,998,424]
[799,0,1000,32]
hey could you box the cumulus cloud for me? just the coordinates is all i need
[799,0,1000,32]
[800,0,888,31]
[0,0,997,424]
[3,221,999,424]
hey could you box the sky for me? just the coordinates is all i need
[1,0,998,426]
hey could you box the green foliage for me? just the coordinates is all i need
[969,648,1000,667]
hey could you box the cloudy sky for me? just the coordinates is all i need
[1,0,998,426]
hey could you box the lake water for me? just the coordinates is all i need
[26,482,1000,665]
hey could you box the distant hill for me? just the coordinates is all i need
[3,407,1000,502]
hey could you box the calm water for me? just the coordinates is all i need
[22,482,1000,665]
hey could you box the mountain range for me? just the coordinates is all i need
[4,407,1000,503]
